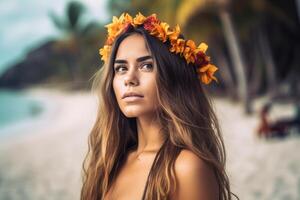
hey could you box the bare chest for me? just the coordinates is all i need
[104,154,155,200]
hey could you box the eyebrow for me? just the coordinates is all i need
[115,55,153,64]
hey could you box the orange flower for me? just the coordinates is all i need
[197,64,218,84]
[186,40,196,50]
[105,13,132,40]
[99,45,111,62]
[167,24,180,41]
[183,40,197,63]
[123,13,133,24]
[99,12,219,86]
[105,18,123,39]
[133,12,146,25]
[148,22,169,42]
[183,50,196,64]
[105,36,114,45]
[170,38,185,54]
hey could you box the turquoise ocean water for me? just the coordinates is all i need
[0,90,42,131]
[0,0,108,132]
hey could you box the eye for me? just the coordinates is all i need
[114,65,127,73]
[140,63,153,71]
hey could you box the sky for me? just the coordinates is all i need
[0,0,109,75]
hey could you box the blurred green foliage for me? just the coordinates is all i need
[2,0,299,100]
[48,1,106,88]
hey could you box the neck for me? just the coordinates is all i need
[135,114,165,154]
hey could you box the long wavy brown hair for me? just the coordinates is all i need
[81,25,238,200]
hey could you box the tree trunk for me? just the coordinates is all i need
[296,0,300,22]
[219,10,251,114]
[210,42,236,98]
[258,28,277,97]
[249,37,263,97]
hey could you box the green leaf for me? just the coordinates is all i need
[48,11,66,31]
[67,1,86,30]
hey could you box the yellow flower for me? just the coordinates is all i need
[167,24,180,41]
[198,43,208,53]
[195,42,208,54]
[99,45,111,62]
[133,12,146,25]
[105,15,120,31]
[116,13,132,24]
[123,13,133,24]
[197,64,218,84]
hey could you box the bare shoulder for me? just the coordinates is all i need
[174,149,211,173]
[172,149,219,200]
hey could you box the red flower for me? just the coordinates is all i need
[143,14,160,31]
[195,51,210,67]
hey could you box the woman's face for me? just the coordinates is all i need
[113,33,159,118]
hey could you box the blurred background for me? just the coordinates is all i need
[0,0,299,199]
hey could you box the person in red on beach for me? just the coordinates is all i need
[257,104,272,138]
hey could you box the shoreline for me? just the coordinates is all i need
[0,88,97,200]
[0,88,60,140]
[0,88,97,143]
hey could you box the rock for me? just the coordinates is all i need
[0,41,59,89]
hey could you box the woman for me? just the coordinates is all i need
[81,13,237,200]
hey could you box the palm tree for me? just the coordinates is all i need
[49,1,99,85]
[176,0,250,113]
[107,0,300,112]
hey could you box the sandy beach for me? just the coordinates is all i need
[0,89,97,200]
[214,98,300,200]
[0,89,299,200]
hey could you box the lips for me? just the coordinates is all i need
[122,92,144,99]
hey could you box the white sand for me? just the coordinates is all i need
[213,98,300,200]
[0,89,299,200]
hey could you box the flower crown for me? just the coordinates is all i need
[99,12,218,84]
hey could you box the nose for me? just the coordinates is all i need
[124,68,139,86]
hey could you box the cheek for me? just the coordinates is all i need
[113,78,121,98]
[144,78,158,104]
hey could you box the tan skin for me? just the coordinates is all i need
[105,34,219,200]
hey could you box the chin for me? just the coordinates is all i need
[122,108,143,118]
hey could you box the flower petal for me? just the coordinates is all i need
[198,42,208,53]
